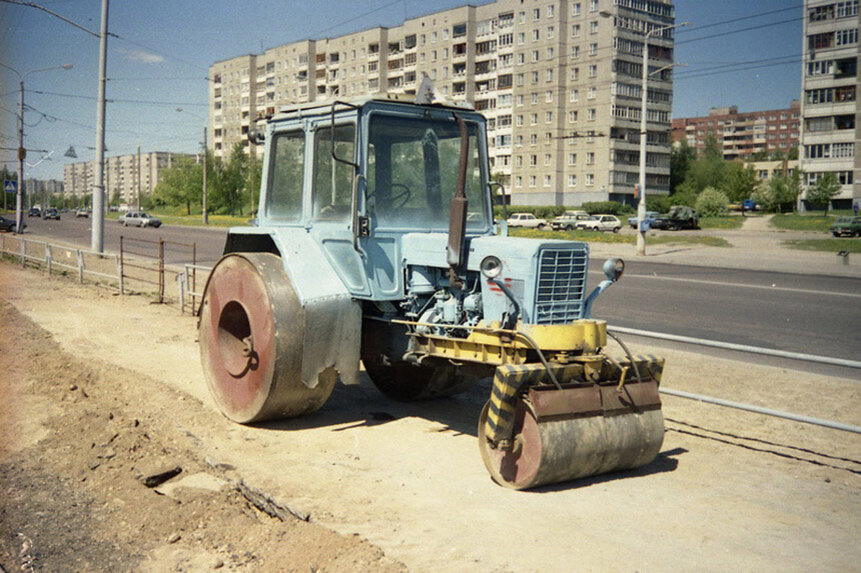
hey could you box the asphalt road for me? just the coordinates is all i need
[16,214,861,371]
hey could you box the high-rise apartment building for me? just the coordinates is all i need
[800,0,859,209]
[63,151,196,206]
[209,0,675,207]
[671,101,801,160]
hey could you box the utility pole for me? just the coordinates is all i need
[635,21,688,256]
[91,0,109,253]
[137,145,141,210]
[202,127,208,224]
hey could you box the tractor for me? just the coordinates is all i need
[198,95,665,489]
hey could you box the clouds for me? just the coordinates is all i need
[117,48,164,65]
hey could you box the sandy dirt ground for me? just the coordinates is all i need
[1,257,859,572]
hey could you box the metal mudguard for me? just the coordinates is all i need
[224,226,363,387]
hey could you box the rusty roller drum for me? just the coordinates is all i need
[478,383,665,490]
[199,252,335,423]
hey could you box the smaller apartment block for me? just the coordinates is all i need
[800,0,859,208]
[671,102,800,160]
[63,152,196,206]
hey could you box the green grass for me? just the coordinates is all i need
[783,237,861,253]
[770,213,835,232]
[510,227,731,247]
[112,209,252,228]
[699,216,745,230]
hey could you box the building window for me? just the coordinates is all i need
[585,173,594,186]
[545,111,553,122]
[586,152,595,164]
[529,175,537,187]
[546,90,553,102]
[587,108,596,120]
[568,174,577,187]
[588,64,597,78]
[544,175,552,187]
[544,153,552,166]
[529,154,537,166]
[590,21,599,34]
[572,24,581,37]
[570,89,579,102]
[568,153,577,165]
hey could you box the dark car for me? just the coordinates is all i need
[28,207,40,217]
[830,217,861,237]
[0,215,25,233]
[43,208,61,220]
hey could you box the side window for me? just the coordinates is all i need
[267,130,305,221]
[312,124,355,221]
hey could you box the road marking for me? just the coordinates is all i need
[623,273,861,299]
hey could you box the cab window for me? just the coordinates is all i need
[266,130,305,221]
[312,124,355,221]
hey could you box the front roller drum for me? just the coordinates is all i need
[478,387,664,490]
[198,252,335,424]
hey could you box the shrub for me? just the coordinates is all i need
[694,187,730,217]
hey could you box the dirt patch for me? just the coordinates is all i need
[1,260,859,572]
[0,298,403,572]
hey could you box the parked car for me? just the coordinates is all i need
[119,210,162,228]
[28,207,40,217]
[42,208,61,220]
[550,210,590,231]
[0,215,25,233]
[830,217,861,237]
[627,211,660,229]
[575,214,622,232]
[75,208,89,218]
[506,212,548,229]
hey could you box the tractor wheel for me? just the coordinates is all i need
[198,252,335,423]
[361,319,478,401]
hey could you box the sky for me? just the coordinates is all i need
[0,0,804,182]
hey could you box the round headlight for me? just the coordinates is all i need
[480,255,503,279]
[602,257,625,282]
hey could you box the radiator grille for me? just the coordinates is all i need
[533,247,588,324]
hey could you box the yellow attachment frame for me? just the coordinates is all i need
[401,318,608,367]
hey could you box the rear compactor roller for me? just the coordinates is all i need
[198,95,665,489]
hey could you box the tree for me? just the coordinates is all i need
[211,143,247,216]
[721,162,759,203]
[695,187,729,217]
[675,135,727,198]
[153,156,202,215]
[670,140,696,194]
[806,172,841,216]
[753,170,801,213]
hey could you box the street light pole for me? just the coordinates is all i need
[91,0,109,253]
[636,21,688,256]
[0,62,73,233]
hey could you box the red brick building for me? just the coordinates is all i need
[671,101,801,159]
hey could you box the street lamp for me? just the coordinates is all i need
[176,107,209,225]
[0,63,73,233]
[635,21,689,256]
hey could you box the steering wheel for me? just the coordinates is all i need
[390,183,412,209]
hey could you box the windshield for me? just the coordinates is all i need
[367,113,488,230]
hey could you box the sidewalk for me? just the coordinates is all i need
[590,215,861,278]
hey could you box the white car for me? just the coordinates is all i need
[506,212,548,229]
[119,211,162,228]
[575,214,622,233]
[550,210,590,231]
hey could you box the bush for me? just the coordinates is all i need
[694,187,730,217]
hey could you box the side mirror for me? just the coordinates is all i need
[248,129,265,145]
